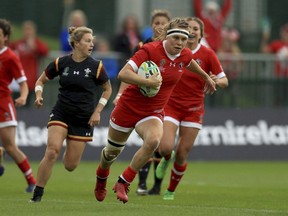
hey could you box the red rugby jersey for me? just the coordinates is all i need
[168,44,225,111]
[0,47,26,97]
[118,40,193,115]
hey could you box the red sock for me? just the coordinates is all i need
[164,153,172,161]
[121,166,137,184]
[17,157,36,185]
[167,162,187,192]
[96,165,110,179]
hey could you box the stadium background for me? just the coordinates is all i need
[0,0,287,161]
[2,0,288,52]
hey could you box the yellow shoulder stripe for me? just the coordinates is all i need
[55,57,60,72]
[96,61,103,78]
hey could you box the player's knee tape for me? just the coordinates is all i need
[102,138,126,162]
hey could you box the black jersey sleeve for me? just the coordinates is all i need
[94,60,109,85]
[45,57,61,80]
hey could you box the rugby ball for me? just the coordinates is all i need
[137,60,161,97]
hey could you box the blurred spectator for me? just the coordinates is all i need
[60,9,87,52]
[218,26,242,80]
[141,9,170,41]
[261,22,288,77]
[113,14,141,67]
[193,0,232,52]
[95,36,119,107]
[261,22,288,106]
[9,20,49,106]
[95,37,119,80]
[141,26,153,41]
[220,27,241,53]
[217,26,242,106]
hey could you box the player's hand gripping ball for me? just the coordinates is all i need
[137,60,161,97]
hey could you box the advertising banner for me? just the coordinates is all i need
[2,108,287,161]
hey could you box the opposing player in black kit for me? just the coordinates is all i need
[30,26,112,202]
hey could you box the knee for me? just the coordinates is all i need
[159,144,174,157]
[45,148,60,162]
[64,163,77,172]
[103,147,121,161]
[102,139,126,161]
[145,136,161,152]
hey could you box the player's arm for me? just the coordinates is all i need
[221,0,232,18]
[15,81,29,107]
[118,62,161,88]
[113,42,144,105]
[208,52,229,89]
[209,72,229,88]
[89,80,112,126]
[186,59,216,94]
[193,0,202,18]
[34,71,50,108]
[112,82,129,105]
[94,80,112,113]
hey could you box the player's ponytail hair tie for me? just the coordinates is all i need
[68,26,77,35]
[166,28,189,39]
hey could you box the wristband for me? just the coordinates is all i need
[35,85,43,93]
[99,97,108,106]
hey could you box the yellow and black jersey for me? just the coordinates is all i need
[45,55,109,117]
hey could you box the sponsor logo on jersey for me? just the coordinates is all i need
[84,68,91,77]
[4,112,10,121]
[49,113,54,121]
[63,67,69,76]
[159,59,166,72]
[169,62,176,67]
[196,58,202,66]
[62,67,69,76]
[178,62,184,72]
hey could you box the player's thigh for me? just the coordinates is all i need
[0,126,16,148]
[136,118,163,144]
[47,125,67,152]
[108,125,132,143]
[64,139,86,162]
[158,120,178,152]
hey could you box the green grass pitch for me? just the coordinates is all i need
[0,161,287,216]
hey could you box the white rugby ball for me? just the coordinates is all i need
[137,60,161,97]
